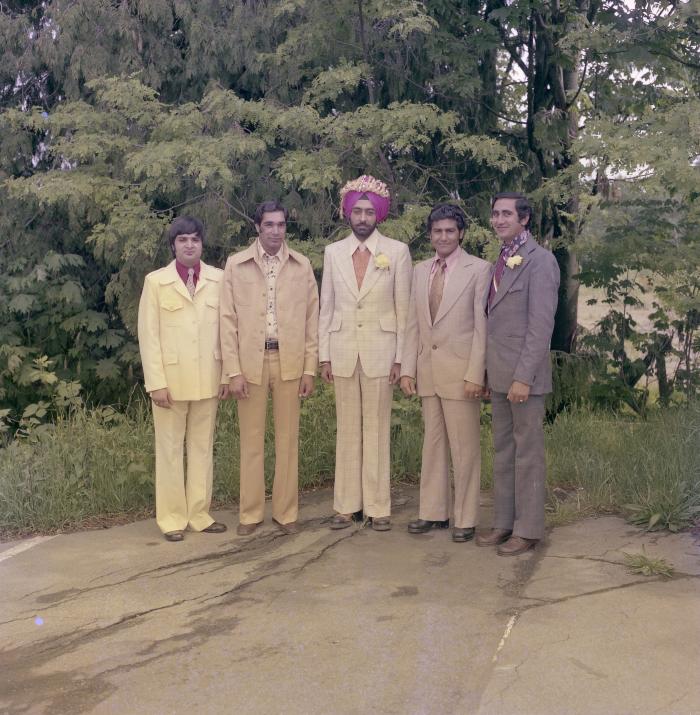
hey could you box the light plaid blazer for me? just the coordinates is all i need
[319,230,412,378]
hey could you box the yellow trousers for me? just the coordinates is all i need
[152,397,219,534]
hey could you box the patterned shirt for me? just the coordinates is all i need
[256,239,289,341]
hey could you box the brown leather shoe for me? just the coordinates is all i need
[202,521,227,533]
[273,519,300,535]
[329,514,354,530]
[164,530,185,542]
[475,528,512,547]
[497,535,539,556]
[236,522,261,536]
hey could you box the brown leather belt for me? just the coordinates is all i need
[265,339,279,350]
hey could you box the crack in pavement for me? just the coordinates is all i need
[495,570,700,616]
[0,517,334,625]
[11,525,360,660]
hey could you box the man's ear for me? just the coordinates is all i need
[254,224,261,235]
[458,230,465,244]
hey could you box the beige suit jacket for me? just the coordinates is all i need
[402,249,491,400]
[219,243,319,385]
[318,230,412,378]
[138,260,225,401]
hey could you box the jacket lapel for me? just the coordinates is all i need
[194,261,220,297]
[419,261,432,327]
[488,239,534,312]
[161,261,192,302]
[337,237,360,299]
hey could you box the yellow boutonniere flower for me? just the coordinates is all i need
[505,255,523,269]
[374,253,390,270]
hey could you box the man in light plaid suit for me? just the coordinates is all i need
[319,175,412,531]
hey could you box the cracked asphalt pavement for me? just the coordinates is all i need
[1,486,699,715]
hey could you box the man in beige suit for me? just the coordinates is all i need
[401,204,491,542]
[319,175,412,531]
[220,201,319,537]
[138,216,229,542]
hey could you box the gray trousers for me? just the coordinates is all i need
[491,392,546,540]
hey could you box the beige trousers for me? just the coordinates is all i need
[153,397,219,534]
[237,351,301,526]
[333,359,392,518]
[418,396,481,528]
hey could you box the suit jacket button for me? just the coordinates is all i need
[432,345,437,350]
[357,324,363,328]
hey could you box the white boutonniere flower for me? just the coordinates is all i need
[505,255,523,270]
[374,253,390,270]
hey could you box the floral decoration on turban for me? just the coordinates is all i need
[340,175,391,223]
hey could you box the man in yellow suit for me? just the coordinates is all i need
[138,216,229,542]
[220,201,319,537]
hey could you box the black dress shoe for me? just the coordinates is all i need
[452,527,475,542]
[164,530,184,542]
[407,518,450,534]
[202,521,227,533]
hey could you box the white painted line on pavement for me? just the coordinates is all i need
[0,535,58,564]
[492,614,518,662]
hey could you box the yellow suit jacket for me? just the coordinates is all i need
[219,243,319,385]
[402,249,491,399]
[138,260,225,401]
[318,230,412,378]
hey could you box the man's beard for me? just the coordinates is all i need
[351,220,376,239]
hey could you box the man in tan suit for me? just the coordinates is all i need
[401,204,491,542]
[138,216,229,542]
[220,201,319,536]
[319,175,412,531]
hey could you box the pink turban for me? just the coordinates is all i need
[340,175,391,223]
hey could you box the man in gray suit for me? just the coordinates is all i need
[476,193,560,556]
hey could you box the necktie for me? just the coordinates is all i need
[186,268,196,298]
[353,245,370,288]
[429,259,446,323]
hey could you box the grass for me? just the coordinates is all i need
[1,387,698,537]
[623,550,675,578]
[544,404,700,530]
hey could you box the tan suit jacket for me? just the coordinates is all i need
[138,260,225,401]
[402,249,491,398]
[318,230,412,378]
[219,243,319,385]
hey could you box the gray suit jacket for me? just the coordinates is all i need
[484,237,560,395]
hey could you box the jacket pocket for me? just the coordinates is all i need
[205,297,219,322]
[329,313,342,332]
[379,315,397,333]
[161,302,184,326]
[450,340,471,359]
[163,353,178,365]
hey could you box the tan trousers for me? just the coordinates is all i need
[237,351,300,525]
[333,359,392,518]
[418,396,481,528]
[153,397,219,534]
